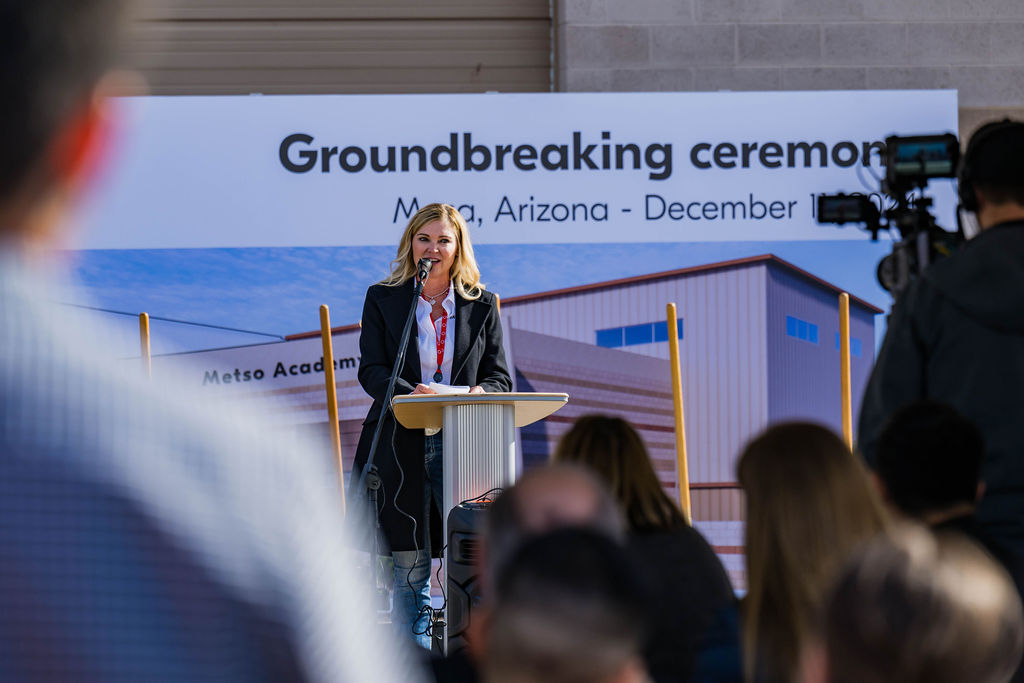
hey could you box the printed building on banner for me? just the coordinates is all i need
[497,253,879,589]
[500,254,879,519]
[156,252,878,521]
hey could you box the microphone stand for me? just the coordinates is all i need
[357,258,433,602]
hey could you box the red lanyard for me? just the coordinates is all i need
[432,312,447,380]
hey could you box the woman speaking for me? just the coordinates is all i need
[352,203,512,650]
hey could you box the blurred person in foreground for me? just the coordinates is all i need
[875,400,987,529]
[431,463,626,683]
[875,401,1024,579]
[483,528,651,683]
[738,423,887,683]
[800,525,1024,683]
[553,414,738,683]
[858,119,1024,561]
[874,400,1024,682]
[0,1,421,681]
[482,462,626,589]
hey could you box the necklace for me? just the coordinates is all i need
[422,283,450,306]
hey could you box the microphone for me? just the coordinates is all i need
[417,258,434,282]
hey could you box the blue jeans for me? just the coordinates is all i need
[392,432,443,650]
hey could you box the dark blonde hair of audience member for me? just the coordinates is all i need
[483,463,625,594]
[484,528,649,683]
[552,414,684,532]
[819,525,1023,683]
[738,422,886,683]
[380,202,483,299]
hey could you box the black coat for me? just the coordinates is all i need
[859,220,1024,557]
[351,281,512,554]
[629,525,738,683]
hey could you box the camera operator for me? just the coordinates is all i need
[859,119,1024,561]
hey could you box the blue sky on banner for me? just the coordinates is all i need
[66,236,897,356]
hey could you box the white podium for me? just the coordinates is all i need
[391,391,568,650]
[392,391,568,526]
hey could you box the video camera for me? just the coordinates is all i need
[816,133,962,297]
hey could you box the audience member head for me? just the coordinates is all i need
[959,119,1024,229]
[483,528,650,683]
[483,463,625,594]
[738,422,887,683]
[804,524,1023,683]
[552,414,685,532]
[0,0,130,246]
[875,400,985,522]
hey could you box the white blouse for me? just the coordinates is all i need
[415,282,456,386]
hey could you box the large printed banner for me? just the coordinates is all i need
[70,90,959,356]
[77,90,960,250]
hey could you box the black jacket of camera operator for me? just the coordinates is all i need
[859,219,1024,554]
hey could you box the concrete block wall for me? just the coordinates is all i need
[554,0,1024,139]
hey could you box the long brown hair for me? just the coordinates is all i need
[380,202,483,300]
[552,414,685,532]
[738,422,886,683]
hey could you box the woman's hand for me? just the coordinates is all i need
[469,385,485,394]
[412,384,438,395]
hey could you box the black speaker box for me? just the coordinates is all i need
[445,501,489,654]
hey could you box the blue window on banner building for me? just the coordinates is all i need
[834,333,863,357]
[597,319,683,348]
[785,315,818,344]
[596,327,624,348]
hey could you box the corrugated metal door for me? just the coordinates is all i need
[128,0,551,94]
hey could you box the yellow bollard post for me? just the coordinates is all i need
[139,312,151,379]
[839,293,853,450]
[320,305,346,515]
[666,303,692,523]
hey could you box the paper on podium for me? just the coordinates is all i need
[428,382,470,395]
[423,385,469,433]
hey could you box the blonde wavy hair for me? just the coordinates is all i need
[738,422,887,683]
[380,203,484,300]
